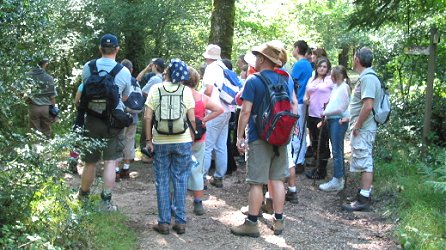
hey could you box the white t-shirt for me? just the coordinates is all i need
[202,60,232,112]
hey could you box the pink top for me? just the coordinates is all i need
[194,95,206,142]
[306,76,334,118]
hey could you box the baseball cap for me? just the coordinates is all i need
[100,34,119,48]
[151,58,166,70]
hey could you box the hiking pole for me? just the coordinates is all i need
[312,117,326,187]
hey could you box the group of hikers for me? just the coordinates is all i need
[26,33,383,237]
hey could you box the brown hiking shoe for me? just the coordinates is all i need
[153,223,170,235]
[285,191,299,204]
[261,198,274,214]
[210,177,223,188]
[342,193,371,211]
[230,219,260,238]
[172,224,186,234]
[273,217,285,235]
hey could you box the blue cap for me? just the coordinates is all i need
[100,34,119,48]
[168,59,189,83]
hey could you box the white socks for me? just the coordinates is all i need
[123,164,130,170]
[360,189,371,198]
[288,186,297,192]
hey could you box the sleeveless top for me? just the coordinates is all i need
[194,94,206,142]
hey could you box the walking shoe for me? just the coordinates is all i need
[285,191,299,204]
[115,171,121,182]
[272,217,285,235]
[342,193,371,212]
[172,224,186,234]
[319,178,344,192]
[261,198,274,215]
[120,169,130,179]
[99,200,118,212]
[76,189,90,204]
[193,201,205,216]
[240,205,262,217]
[305,168,327,180]
[210,177,223,188]
[153,223,170,235]
[230,219,260,238]
[295,163,305,174]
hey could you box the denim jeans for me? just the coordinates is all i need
[203,112,231,178]
[328,118,348,178]
[291,104,307,165]
[153,142,192,224]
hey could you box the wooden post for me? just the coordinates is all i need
[422,27,439,154]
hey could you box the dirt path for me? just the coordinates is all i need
[67,153,399,250]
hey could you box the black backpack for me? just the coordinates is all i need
[80,60,123,119]
[124,77,145,114]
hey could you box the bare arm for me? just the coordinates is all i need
[187,108,196,140]
[236,100,253,154]
[74,91,82,107]
[144,107,154,152]
[352,98,374,137]
[203,95,224,124]
[204,84,213,97]
[136,64,152,82]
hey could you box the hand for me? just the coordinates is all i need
[352,128,360,137]
[339,117,349,124]
[317,121,323,128]
[293,125,299,135]
[236,138,248,155]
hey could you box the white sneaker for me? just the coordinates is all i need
[99,200,118,212]
[319,178,344,192]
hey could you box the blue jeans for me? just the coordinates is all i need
[203,112,231,178]
[328,118,348,178]
[153,142,192,224]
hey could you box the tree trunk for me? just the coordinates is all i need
[338,45,349,68]
[208,0,235,60]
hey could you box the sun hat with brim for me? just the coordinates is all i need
[202,44,222,60]
[252,43,283,67]
[244,52,256,67]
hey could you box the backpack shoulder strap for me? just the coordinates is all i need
[109,63,124,77]
[88,59,98,75]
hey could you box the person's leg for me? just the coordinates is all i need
[189,142,206,215]
[286,141,298,203]
[153,144,172,224]
[294,104,307,166]
[171,142,193,227]
[203,116,220,176]
[270,180,285,214]
[213,112,231,179]
[80,162,96,192]
[248,184,264,216]
[39,105,52,138]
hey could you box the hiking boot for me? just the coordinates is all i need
[241,205,262,217]
[99,200,118,212]
[273,217,285,235]
[76,189,90,204]
[342,193,371,212]
[261,198,274,215]
[285,191,299,204]
[115,171,121,182]
[305,167,327,180]
[295,163,305,174]
[319,178,344,192]
[120,169,130,179]
[230,219,260,238]
[193,201,205,216]
[210,177,223,188]
[172,224,186,234]
[153,223,170,235]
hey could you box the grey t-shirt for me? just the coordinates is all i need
[349,67,382,131]
[82,57,132,111]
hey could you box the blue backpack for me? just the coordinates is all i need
[124,77,145,114]
[214,65,242,105]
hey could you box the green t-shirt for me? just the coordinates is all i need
[349,68,382,131]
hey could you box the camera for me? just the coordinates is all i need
[49,105,60,118]
[141,147,154,158]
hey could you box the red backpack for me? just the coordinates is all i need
[254,72,298,150]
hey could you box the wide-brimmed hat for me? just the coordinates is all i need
[252,42,283,67]
[202,44,221,60]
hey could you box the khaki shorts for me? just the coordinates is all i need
[246,140,289,184]
[83,115,125,163]
[350,130,376,173]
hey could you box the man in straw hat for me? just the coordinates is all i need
[231,41,293,237]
